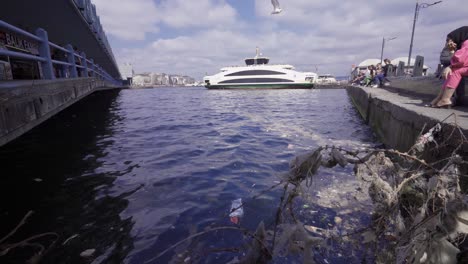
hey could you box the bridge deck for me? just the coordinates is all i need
[0,0,120,79]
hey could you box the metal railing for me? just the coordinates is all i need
[71,0,117,66]
[0,19,121,86]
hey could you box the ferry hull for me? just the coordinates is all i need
[205,83,314,89]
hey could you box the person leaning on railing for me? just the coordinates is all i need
[429,26,468,108]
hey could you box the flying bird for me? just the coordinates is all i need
[271,0,282,14]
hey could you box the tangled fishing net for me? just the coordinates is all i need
[277,116,468,264]
[149,114,468,264]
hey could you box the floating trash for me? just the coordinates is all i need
[229,198,244,224]
[80,249,95,258]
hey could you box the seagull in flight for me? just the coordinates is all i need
[271,0,282,14]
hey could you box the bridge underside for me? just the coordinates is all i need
[0,0,121,79]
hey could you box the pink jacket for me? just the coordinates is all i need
[451,40,468,69]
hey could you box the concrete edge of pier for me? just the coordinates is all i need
[346,84,468,152]
[0,78,126,147]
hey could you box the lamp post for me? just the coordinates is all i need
[407,0,442,68]
[380,36,397,64]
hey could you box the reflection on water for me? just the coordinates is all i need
[0,87,376,263]
[0,90,135,263]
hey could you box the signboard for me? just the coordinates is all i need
[0,31,39,55]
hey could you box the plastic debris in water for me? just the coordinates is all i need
[80,249,96,258]
[229,198,244,224]
[413,123,441,153]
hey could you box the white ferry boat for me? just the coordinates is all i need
[315,74,338,85]
[203,49,317,89]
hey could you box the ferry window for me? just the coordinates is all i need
[219,78,293,83]
[245,59,255,65]
[225,70,286,76]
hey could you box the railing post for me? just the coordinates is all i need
[96,64,102,80]
[89,59,95,77]
[35,28,55,80]
[65,44,78,78]
[81,52,89,77]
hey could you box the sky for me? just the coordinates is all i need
[92,0,468,80]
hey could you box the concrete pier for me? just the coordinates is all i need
[384,76,467,105]
[0,79,123,147]
[346,84,468,152]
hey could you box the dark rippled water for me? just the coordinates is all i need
[0,87,376,263]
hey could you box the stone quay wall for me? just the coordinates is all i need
[347,85,423,151]
[346,84,468,152]
[347,80,468,188]
[0,78,123,147]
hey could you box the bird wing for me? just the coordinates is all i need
[271,0,280,9]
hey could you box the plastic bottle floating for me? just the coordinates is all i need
[229,198,244,224]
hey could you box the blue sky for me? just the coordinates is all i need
[93,0,468,80]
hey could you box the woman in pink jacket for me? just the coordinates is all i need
[430,26,468,108]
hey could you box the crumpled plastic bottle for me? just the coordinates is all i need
[229,198,244,224]
[413,123,442,153]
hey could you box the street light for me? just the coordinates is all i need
[381,36,397,64]
[407,0,442,68]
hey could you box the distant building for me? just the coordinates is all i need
[353,57,429,77]
[119,63,134,85]
[132,73,151,86]
[132,72,196,87]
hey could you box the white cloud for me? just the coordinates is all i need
[93,0,159,41]
[157,0,238,29]
[115,29,254,77]
[93,0,239,41]
[250,0,467,73]
[95,0,468,79]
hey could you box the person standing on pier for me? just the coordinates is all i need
[430,26,468,108]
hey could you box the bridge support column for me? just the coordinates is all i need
[65,44,78,78]
[35,28,55,80]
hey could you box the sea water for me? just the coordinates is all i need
[0,86,377,263]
